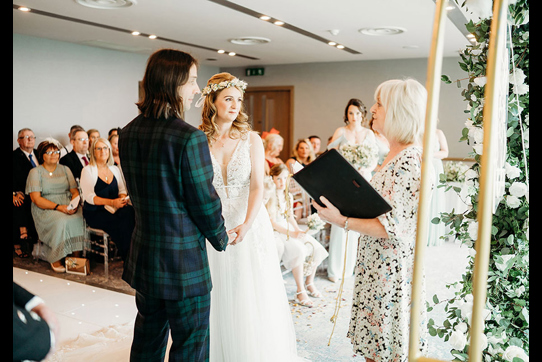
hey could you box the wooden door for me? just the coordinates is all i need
[244,87,293,162]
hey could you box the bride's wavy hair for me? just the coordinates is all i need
[199,72,251,145]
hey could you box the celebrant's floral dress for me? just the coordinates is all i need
[347,146,428,362]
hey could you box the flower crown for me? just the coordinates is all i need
[195,77,248,107]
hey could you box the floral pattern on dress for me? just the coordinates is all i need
[347,146,428,362]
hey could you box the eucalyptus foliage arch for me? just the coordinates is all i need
[426,1,529,361]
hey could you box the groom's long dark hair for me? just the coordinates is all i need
[137,49,198,120]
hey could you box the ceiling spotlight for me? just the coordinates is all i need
[131,31,140,36]
[148,35,157,39]
[228,52,236,56]
[217,49,225,54]
[229,37,271,45]
[274,21,284,26]
[75,0,137,9]
[328,41,337,46]
[336,45,345,49]
[18,6,31,12]
[359,27,406,36]
[260,15,271,21]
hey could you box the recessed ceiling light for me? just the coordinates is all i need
[228,52,236,56]
[131,31,140,36]
[359,27,406,36]
[75,0,137,9]
[336,45,345,49]
[328,41,337,46]
[260,15,271,21]
[148,35,157,39]
[18,6,31,12]
[217,49,225,54]
[229,37,271,45]
[274,21,284,26]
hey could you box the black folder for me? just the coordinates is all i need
[292,148,392,219]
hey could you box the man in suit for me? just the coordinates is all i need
[59,128,89,181]
[13,281,59,361]
[13,128,38,256]
[120,49,229,362]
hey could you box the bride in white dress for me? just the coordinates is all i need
[198,73,304,362]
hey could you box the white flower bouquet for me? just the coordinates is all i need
[443,161,470,182]
[339,143,378,170]
[307,213,325,231]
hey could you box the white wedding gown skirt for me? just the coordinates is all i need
[207,136,303,362]
[207,199,300,362]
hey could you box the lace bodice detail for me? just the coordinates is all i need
[210,136,251,199]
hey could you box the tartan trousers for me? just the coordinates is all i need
[130,291,211,362]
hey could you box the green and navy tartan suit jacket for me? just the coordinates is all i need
[119,114,228,300]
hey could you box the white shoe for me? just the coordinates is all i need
[51,263,66,273]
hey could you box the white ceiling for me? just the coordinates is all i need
[13,0,473,68]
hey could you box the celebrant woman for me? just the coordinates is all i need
[313,78,429,362]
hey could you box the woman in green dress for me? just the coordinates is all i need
[26,139,86,272]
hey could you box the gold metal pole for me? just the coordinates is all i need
[469,1,508,361]
[409,0,448,360]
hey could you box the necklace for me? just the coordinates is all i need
[44,165,56,176]
[98,165,110,182]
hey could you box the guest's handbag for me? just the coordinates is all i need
[65,257,90,275]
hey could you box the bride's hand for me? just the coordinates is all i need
[227,223,250,246]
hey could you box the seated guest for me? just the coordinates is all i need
[59,124,84,158]
[285,138,316,170]
[80,138,135,261]
[108,133,121,166]
[308,135,322,157]
[87,128,101,146]
[108,127,121,138]
[285,138,316,219]
[263,133,284,175]
[60,129,90,181]
[13,128,39,257]
[265,163,328,307]
[26,139,86,273]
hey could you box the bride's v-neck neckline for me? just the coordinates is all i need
[210,138,243,185]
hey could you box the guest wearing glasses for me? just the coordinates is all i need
[13,128,39,258]
[60,129,90,181]
[26,139,86,272]
[80,138,135,261]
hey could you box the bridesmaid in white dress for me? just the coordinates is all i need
[326,98,378,282]
[427,128,449,247]
[198,73,305,362]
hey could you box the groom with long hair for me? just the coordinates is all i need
[120,49,229,361]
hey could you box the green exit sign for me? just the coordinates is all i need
[245,67,265,76]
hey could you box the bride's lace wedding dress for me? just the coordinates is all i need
[207,135,304,362]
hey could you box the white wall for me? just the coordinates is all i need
[14,33,471,158]
[222,58,471,158]
[13,34,219,148]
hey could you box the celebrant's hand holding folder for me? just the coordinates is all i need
[291,148,392,219]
